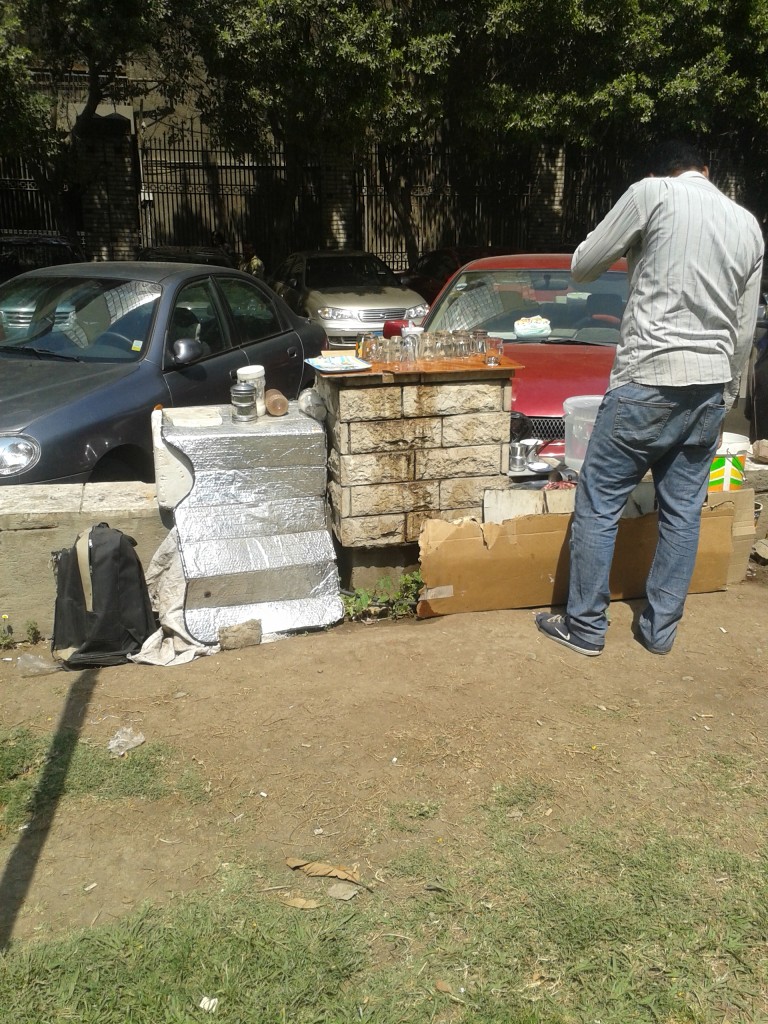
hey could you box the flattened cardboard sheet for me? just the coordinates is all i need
[417,505,734,618]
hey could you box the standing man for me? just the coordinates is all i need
[536,140,764,656]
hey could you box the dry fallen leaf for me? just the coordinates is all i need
[327,882,359,901]
[281,896,321,910]
[286,857,361,884]
[435,980,453,993]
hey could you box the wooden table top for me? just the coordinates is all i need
[315,355,523,384]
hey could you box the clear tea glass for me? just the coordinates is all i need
[485,337,504,366]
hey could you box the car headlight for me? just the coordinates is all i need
[0,435,41,477]
[316,306,358,321]
[405,302,430,319]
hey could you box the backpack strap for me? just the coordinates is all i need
[75,528,94,612]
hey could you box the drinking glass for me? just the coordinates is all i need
[381,337,402,365]
[470,330,488,356]
[455,331,472,359]
[485,337,504,366]
[418,333,436,361]
[360,334,381,362]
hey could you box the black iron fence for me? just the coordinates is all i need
[2,126,662,271]
[139,130,324,272]
[0,156,64,235]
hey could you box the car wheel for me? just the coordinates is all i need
[89,450,154,484]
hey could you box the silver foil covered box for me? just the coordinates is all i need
[157,404,343,643]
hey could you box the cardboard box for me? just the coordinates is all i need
[417,505,734,617]
[706,487,756,584]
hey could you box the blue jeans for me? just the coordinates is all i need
[567,382,726,651]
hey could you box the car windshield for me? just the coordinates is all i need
[425,266,628,342]
[0,276,161,361]
[306,255,399,289]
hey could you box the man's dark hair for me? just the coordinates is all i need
[646,139,707,177]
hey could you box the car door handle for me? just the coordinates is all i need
[287,346,298,358]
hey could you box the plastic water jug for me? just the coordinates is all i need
[563,395,603,471]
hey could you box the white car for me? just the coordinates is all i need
[269,250,429,349]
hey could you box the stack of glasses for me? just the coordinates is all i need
[359,329,504,366]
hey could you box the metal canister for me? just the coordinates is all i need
[230,380,258,421]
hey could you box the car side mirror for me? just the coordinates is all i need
[172,337,204,364]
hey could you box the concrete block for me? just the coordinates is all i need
[483,487,546,522]
[440,475,508,509]
[543,488,577,514]
[337,386,403,422]
[327,416,350,455]
[328,479,351,518]
[502,383,513,412]
[405,507,482,542]
[441,412,511,446]
[0,484,83,530]
[348,480,440,516]
[332,513,406,547]
[81,482,161,516]
[334,542,420,590]
[328,449,415,486]
[415,445,503,479]
[349,417,442,454]
[314,377,340,419]
[402,382,504,417]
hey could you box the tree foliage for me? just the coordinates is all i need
[3,0,768,230]
[0,4,55,158]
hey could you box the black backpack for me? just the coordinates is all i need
[52,523,156,668]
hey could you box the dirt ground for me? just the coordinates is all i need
[1,558,766,946]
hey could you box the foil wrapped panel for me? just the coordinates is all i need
[160,404,342,643]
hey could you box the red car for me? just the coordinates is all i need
[398,246,511,306]
[414,252,628,460]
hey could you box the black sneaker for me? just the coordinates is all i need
[535,612,603,657]
[635,632,672,656]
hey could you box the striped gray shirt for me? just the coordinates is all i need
[571,171,764,409]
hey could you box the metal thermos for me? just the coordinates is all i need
[508,443,528,472]
[230,381,258,421]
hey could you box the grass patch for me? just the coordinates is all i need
[0,885,364,1024]
[486,776,555,814]
[1,815,766,1022]
[387,799,441,832]
[1,757,766,1022]
[0,728,206,836]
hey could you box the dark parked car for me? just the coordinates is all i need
[398,246,511,305]
[0,262,325,484]
[0,235,87,284]
[137,245,239,269]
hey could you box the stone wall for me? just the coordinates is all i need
[316,375,513,548]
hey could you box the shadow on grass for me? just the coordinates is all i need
[0,669,99,950]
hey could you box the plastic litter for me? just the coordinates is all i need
[107,726,146,756]
[199,996,219,1013]
[298,387,327,422]
[16,653,65,677]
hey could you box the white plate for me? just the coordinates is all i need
[305,356,372,373]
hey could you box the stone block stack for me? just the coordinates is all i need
[315,375,512,548]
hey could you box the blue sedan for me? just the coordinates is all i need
[0,262,326,484]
